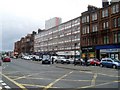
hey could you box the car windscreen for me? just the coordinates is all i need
[112,58,120,63]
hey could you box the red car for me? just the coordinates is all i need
[87,58,100,66]
[2,56,11,62]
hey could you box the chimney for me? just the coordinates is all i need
[102,0,109,7]
[88,5,98,11]
[32,31,36,35]
[38,28,42,33]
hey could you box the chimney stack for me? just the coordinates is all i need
[102,0,109,7]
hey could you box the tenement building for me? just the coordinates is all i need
[14,31,36,56]
[34,17,80,58]
[81,1,120,59]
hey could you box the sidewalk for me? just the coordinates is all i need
[54,63,98,71]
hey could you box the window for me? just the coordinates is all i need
[112,4,119,14]
[92,37,97,44]
[107,60,112,62]
[114,33,117,43]
[102,9,108,17]
[92,24,98,32]
[87,26,89,33]
[87,16,89,22]
[113,18,117,28]
[103,21,109,29]
[82,26,89,34]
[82,15,89,23]
[118,18,120,27]
[118,33,120,43]
[103,36,109,44]
[92,13,97,21]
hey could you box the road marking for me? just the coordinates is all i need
[1,73,28,90]
[13,73,40,80]
[4,86,11,89]
[0,80,11,89]
[91,73,97,86]
[79,71,93,74]
[43,71,73,90]
[21,83,45,88]
[97,73,120,77]
[25,77,91,82]
[2,83,7,85]
[0,80,3,83]
[79,80,120,89]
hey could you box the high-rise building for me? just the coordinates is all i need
[45,17,62,30]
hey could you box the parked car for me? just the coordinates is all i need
[100,58,120,69]
[74,58,85,65]
[23,56,31,60]
[55,56,70,64]
[2,56,11,62]
[87,58,100,66]
[42,55,51,64]
[31,55,42,61]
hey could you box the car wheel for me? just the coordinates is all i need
[100,64,103,67]
[112,65,117,69]
[61,61,64,64]
[94,63,97,66]
[55,60,58,63]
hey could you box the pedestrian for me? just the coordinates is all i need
[52,57,54,64]
[84,54,88,66]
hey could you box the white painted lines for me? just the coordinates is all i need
[0,80,11,89]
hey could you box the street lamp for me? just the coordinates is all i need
[74,43,77,65]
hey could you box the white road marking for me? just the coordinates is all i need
[2,83,7,85]
[0,80,3,83]
[0,79,11,89]
[4,86,11,89]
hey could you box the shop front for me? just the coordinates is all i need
[95,44,120,60]
[81,46,95,58]
[56,50,80,59]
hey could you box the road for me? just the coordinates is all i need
[1,58,120,90]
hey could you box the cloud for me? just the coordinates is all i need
[2,13,44,51]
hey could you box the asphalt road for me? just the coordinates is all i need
[1,58,120,90]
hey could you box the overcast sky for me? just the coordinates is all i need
[1,0,111,51]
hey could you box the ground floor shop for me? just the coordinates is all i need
[96,44,120,60]
[81,44,120,60]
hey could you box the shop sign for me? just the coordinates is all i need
[100,49,119,53]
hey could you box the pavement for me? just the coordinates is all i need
[54,63,120,74]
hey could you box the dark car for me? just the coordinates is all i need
[87,58,100,66]
[74,58,85,65]
[2,56,11,62]
[42,55,51,64]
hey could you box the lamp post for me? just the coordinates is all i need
[74,43,77,65]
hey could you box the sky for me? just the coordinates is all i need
[0,0,111,51]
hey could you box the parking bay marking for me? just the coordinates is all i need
[43,71,73,90]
